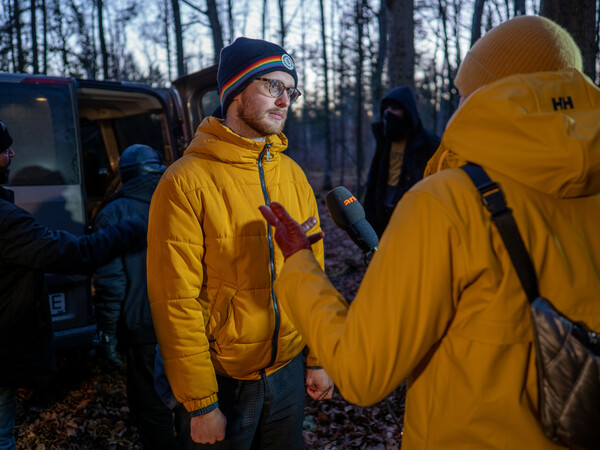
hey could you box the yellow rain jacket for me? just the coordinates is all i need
[276,68,600,449]
[147,117,324,413]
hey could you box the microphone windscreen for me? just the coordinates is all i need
[348,219,380,254]
[325,186,379,253]
[325,186,364,231]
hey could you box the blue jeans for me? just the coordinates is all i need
[0,387,16,450]
[176,352,305,450]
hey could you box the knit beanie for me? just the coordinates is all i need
[0,121,13,152]
[217,37,298,116]
[454,15,583,98]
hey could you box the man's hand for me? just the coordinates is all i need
[191,407,227,444]
[306,368,334,400]
[259,202,324,259]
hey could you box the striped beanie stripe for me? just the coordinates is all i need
[220,56,292,106]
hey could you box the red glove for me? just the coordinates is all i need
[259,202,324,259]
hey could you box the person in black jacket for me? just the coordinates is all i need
[93,144,177,450]
[363,87,440,237]
[0,121,145,450]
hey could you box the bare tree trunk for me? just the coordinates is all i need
[41,0,47,73]
[337,0,349,187]
[227,0,234,42]
[97,0,109,79]
[372,1,387,119]
[355,0,366,196]
[14,0,25,72]
[7,0,16,71]
[319,0,332,190]
[539,0,597,80]
[205,0,224,63]
[437,0,457,127]
[597,0,600,84]
[165,0,172,81]
[278,0,285,47]
[262,0,267,40]
[513,0,525,15]
[299,0,308,166]
[171,0,185,77]
[385,0,414,89]
[470,0,485,47]
[31,0,39,73]
[52,0,69,74]
[451,0,461,108]
[330,0,339,182]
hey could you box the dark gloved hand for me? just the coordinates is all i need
[97,329,123,368]
[259,202,324,259]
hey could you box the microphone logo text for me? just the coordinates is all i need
[344,196,358,206]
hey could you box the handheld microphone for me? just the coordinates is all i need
[325,186,379,254]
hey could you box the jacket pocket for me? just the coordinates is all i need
[206,281,237,351]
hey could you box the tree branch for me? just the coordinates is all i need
[180,0,206,16]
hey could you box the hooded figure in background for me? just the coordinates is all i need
[92,144,177,450]
[364,87,440,237]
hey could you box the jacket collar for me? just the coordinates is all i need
[185,116,288,164]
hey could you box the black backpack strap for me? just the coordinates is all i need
[460,163,540,302]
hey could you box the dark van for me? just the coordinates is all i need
[0,66,218,348]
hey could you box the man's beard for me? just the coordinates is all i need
[238,95,288,137]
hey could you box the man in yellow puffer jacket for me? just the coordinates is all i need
[260,16,600,449]
[147,37,333,448]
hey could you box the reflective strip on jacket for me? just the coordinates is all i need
[275,68,600,449]
[147,116,324,413]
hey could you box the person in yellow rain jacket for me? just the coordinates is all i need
[260,16,600,449]
[147,37,333,449]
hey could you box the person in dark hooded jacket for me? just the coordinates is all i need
[364,87,440,237]
[0,121,145,450]
[93,144,177,450]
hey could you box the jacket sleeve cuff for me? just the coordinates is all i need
[306,349,321,367]
[190,402,219,417]
[183,393,219,414]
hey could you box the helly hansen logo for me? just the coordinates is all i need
[344,196,358,206]
[552,96,574,111]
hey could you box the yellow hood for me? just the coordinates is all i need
[426,68,600,198]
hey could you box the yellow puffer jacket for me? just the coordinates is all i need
[276,68,600,449]
[147,117,324,413]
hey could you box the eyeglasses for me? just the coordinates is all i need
[255,77,302,104]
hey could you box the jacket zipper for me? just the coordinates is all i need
[258,143,280,368]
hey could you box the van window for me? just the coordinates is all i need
[113,113,165,151]
[186,88,220,132]
[202,89,220,119]
[0,84,79,186]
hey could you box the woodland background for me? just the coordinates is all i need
[2,0,599,194]
[2,1,600,448]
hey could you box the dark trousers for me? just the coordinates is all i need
[176,352,305,450]
[126,343,178,450]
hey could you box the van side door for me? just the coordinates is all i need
[0,74,95,347]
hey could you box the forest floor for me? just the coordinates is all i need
[14,179,406,449]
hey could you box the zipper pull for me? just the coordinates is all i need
[262,143,272,162]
